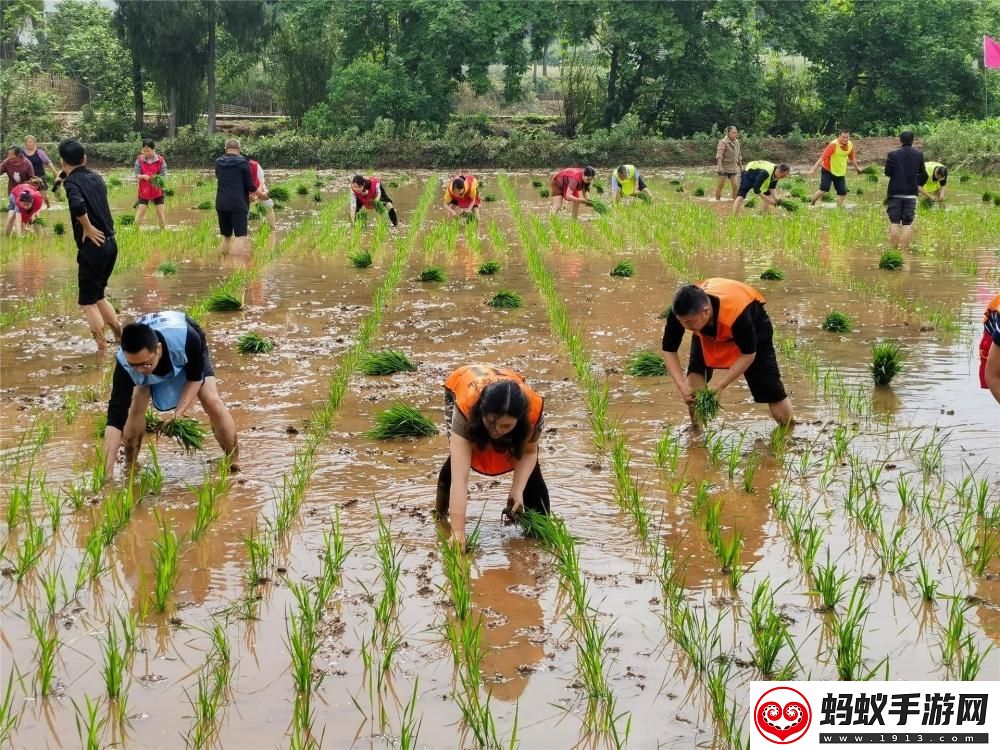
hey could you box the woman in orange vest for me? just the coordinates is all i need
[807,129,862,208]
[436,365,548,550]
[661,279,794,425]
[550,166,595,217]
[444,174,481,220]
[980,293,1000,404]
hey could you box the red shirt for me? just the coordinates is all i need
[552,168,586,197]
[0,156,35,194]
[11,184,43,224]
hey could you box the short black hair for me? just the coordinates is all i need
[142,139,156,149]
[583,166,596,178]
[934,165,948,180]
[351,174,366,187]
[8,145,23,156]
[17,190,34,204]
[776,163,791,174]
[899,130,915,147]
[839,128,850,135]
[672,284,710,316]
[58,139,86,166]
[121,323,158,354]
[451,177,465,192]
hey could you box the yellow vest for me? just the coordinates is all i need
[615,164,638,196]
[746,160,776,193]
[924,161,945,193]
[828,139,853,177]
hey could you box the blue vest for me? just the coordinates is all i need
[116,311,191,411]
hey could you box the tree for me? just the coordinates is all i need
[206,0,270,132]
[270,0,337,124]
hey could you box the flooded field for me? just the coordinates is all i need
[1,167,999,749]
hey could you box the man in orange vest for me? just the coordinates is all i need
[807,129,862,208]
[444,174,481,220]
[980,293,1000,404]
[661,279,793,425]
[436,365,548,550]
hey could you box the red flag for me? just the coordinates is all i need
[985,35,1000,69]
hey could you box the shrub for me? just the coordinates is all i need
[488,290,522,308]
[821,310,852,333]
[610,260,634,277]
[361,351,416,376]
[236,332,274,354]
[870,341,904,386]
[627,351,666,377]
[879,250,904,270]
[366,404,438,439]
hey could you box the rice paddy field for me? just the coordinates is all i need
[1,166,999,749]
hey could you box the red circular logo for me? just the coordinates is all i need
[754,686,812,744]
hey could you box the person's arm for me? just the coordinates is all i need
[661,315,693,403]
[507,438,539,513]
[850,147,862,173]
[447,433,474,549]
[103,363,136,477]
[985,342,1000,405]
[159,158,167,177]
[134,157,145,179]
[808,145,831,175]
[66,180,106,245]
[241,162,255,197]
[716,141,726,173]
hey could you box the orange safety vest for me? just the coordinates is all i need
[693,278,766,369]
[444,365,544,476]
[445,174,479,208]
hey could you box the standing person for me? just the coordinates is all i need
[59,139,121,353]
[101,311,239,477]
[884,130,928,254]
[715,126,742,201]
[134,139,167,229]
[444,174,481,220]
[549,166,595,217]
[731,161,790,215]
[807,129,862,207]
[435,365,548,551]
[247,156,275,225]
[23,136,58,208]
[349,174,398,226]
[979,293,1000,404]
[0,145,35,195]
[610,164,651,204]
[214,139,255,254]
[661,279,794,426]
[918,161,949,204]
[5,181,43,237]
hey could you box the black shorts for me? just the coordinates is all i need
[886,196,916,226]
[77,236,118,306]
[737,172,771,199]
[688,334,788,404]
[819,169,847,196]
[137,196,165,206]
[217,209,248,238]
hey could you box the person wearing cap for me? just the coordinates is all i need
[5,180,44,237]
[918,161,949,205]
[214,139,256,254]
[0,145,35,195]
[610,164,651,204]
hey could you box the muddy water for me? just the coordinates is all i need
[2,171,998,749]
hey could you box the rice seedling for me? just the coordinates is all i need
[832,584,885,680]
[101,623,127,700]
[776,199,799,212]
[870,341,904,385]
[205,289,243,312]
[538,188,550,197]
[750,580,792,677]
[73,695,106,750]
[742,456,758,493]
[53,221,65,235]
[957,634,992,680]
[873,516,911,574]
[0,670,18,744]
[295,183,310,196]
[312,191,322,203]
[150,512,181,613]
[692,387,720,426]
[40,566,65,615]
[694,187,705,196]
[861,165,879,176]
[157,260,178,275]
[653,428,681,473]
[28,608,58,696]
[609,260,634,277]
[419,265,445,282]
[149,414,208,452]
[626,350,666,377]
[759,266,785,280]
[236,331,274,354]
[488,289,522,308]
[866,174,878,183]
[361,350,416,376]
[13,515,46,582]
[268,184,292,202]
[919,195,935,210]
[878,249,904,270]
[811,553,848,611]
[589,198,610,214]
[940,598,967,664]
[399,679,423,750]
[244,524,272,586]
[477,259,501,275]
[915,558,938,601]
[531,179,543,188]
[745,195,758,208]
[982,191,993,202]
[118,213,135,226]
[248,201,269,221]
[994,194,1000,207]
[366,403,438,439]
[196,200,213,210]
[348,249,373,268]
[821,310,853,333]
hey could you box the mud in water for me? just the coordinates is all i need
[2,169,999,749]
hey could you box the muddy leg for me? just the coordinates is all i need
[434,457,452,517]
[96,298,121,341]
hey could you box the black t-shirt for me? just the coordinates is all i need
[662,297,768,355]
[63,166,114,249]
[214,154,255,212]
[106,321,207,430]
[884,146,928,197]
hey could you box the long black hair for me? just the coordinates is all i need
[467,379,531,458]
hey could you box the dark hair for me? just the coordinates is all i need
[672,284,710,316]
[351,174,369,190]
[776,163,791,173]
[58,139,86,166]
[8,145,23,156]
[142,139,156,149]
[467,379,532,459]
[899,131,915,147]
[934,165,948,181]
[839,128,850,135]
[451,177,465,192]
[121,323,158,354]
[17,190,34,204]
[583,166,596,178]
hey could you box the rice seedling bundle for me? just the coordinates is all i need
[374,201,388,214]
[118,214,135,226]
[610,260,634,277]
[483,193,497,202]
[196,200,213,210]
[861,165,879,176]
[157,260,178,275]
[236,332,274,354]
[269,185,292,202]
[870,341,904,386]
[53,221,65,235]
[759,267,785,280]
[539,188,550,198]
[478,260,501,275]
[982,191,994,202]
[531,179,543,188]
[150,175,167,189]
[163,188,175,196]
[821,310,853,333]
[589,198,610,214]
[626,350,667,377]
[488,289,522,308]
[248,202,269,221]
[855,188,864,196]
[593,181,605,193]
[669,178,682,185]
[419,266,446,282]
[694,187,705,196]
[919,196,934,210]
[349,249,373,268]
[675,185,684,193]
[959,174,971,183]
[878,249,903,270]
[205,290,243,312]
[312,192,322,203]
[745,195,758,208]
[866,174,878,183]
[777,199,799,212]
[366,403,438,439]
[32,215,46,227]
[147,415,208,452]
[636,191,652,203]
[994,195,1000,207]
[693,388,720,426]
[295,184,309,196]
[361,350,416,376]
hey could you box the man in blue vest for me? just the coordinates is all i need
[102,311,238,476]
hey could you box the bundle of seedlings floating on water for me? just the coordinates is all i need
[53,221,65,235]
[205,290,243,312]
[361,350,416,375]
[693,387,720,426]
[488,289,522,308]
[694,187,705,196]
[236,332,274,354]
[531,179,543,188]
[196,201,213,210]
[483,193,497,202]
[157,260,178,275]
[295,183,309,196]
[610,260,634,277]
[588,198,610,214]
[119,214,135,226]
[760,267,785,280]
[878,249,903,270]
[870,341,904,386]
[349,249,373,268]
[146,413,208,452]
[478,260,501,275]
[108,176,123,187]
[419,266,445,282]
[866,174,878,183]
[821,310,853,333]
[366,403,438,439]
[626,350,666,377]
[539,188,550,197]
[312,191,322,203]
